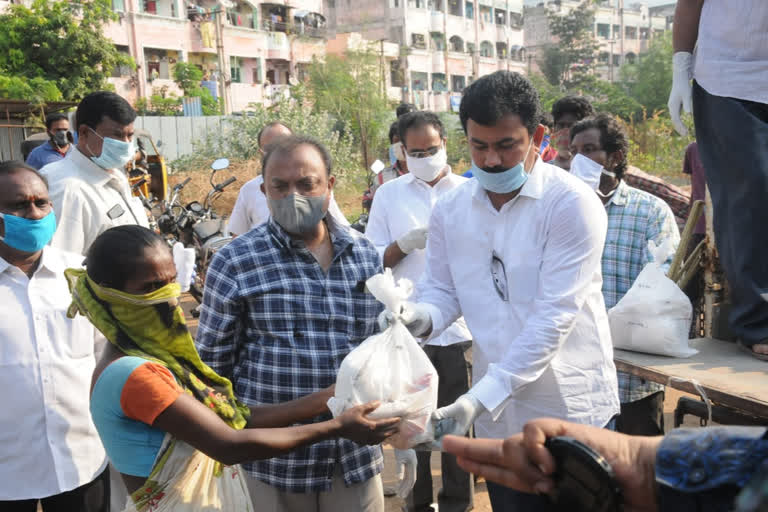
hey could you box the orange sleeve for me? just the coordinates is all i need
[120,362,183,425]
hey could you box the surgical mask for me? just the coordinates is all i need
[0,210,57,253]
[52,130,69,147]
[268,193,327,234]
[388,143,398,165]
[87,127,135,170]
[471,140,534,194]
[569,154,616,191]
[406,147,447,182]
[390,142,406,163]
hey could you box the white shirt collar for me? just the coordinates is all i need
[0,246,68,278]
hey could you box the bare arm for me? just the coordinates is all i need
[246,385,335,428]
[153,393,400,466]
[673,0,704,53]
[383,241,408,269]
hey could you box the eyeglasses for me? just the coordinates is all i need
[490,251,508,302]
[406,146,441,159]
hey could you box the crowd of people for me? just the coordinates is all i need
[2,1,766,511]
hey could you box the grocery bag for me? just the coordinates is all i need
[608,239,696,357]
[327,269,439,449]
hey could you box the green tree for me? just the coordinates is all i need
[620,32,674,115]
[0,0,133,101]
[306,50,393,168]
[539,0,600,86]
[0,75,62,102]
[567,74,642,120]
[171,61,221,115]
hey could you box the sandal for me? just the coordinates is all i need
[737,340,768,361]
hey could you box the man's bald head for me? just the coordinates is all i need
[257,122,293,151]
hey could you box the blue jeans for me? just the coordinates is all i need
[692,81,768,345]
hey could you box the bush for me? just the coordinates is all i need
[171,96,364,188]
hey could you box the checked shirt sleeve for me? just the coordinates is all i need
[195,248,243,379]
[643,197,680,272]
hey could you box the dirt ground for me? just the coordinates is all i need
[182,297,707,512]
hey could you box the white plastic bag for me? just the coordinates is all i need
[327,269,439,449]
[608,239,697,358]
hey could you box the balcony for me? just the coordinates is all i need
[266,32,290,60]
[430,11,444,32]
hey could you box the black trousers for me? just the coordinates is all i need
[407,342,474,512]
[616,391,665,436]
[692,81,768,346]
[0,467,109,512]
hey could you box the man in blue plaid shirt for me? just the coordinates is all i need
[570,114,680,436]
[196,135,390,511]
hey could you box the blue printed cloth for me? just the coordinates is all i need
[602,181,680,403]
[195,216,385,493]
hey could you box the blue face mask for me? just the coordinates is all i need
[471,140,534,194]
[0,211,57,253]
[388,144,398,166]
[87,127,135,170]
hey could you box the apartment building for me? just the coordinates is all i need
[524,0,669,82]
[104,0,328,112]
[325,0,526,112]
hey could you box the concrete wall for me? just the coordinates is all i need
[133,115,230,163]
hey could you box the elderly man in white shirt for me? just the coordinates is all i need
[382,71,620,512]
[41,91,148,256]
[365,111,473,512]
[0,161,108,512]
[227,121,348,235]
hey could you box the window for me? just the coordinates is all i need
[252,58,262,83]
[428,0,443,11]
[612,54,620,66]
[432,73,448,92]
[509,12,522,29]
[625,26,637,39]
[448,0,462,16]
[640,27,649,40]
[111,45,131,77]
[411,33,427,49]
[112,0,125,11]
[480,41,494,58]
[411,71,429,91]
[597,23,610,39]
[451,75,465,92]
[143,0,157,15]
[449,35,464,52]
[625,52,636,64]
[599,51,610,64]
[230,56,242,83]
[465,1,473,19]
[430,32,446,51]
[480,6,492,23]
[496,42,507,59]
[467,42,475,54]
[613,24,620,38]
[495,9,506,26]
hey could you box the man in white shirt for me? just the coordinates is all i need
[382,71,620,511]
[0,161,108,512]
[365,111,473,512]
[227,121,348,235]
[41,91,149,256]
[668,1,768,359]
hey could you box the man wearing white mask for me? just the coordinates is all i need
[366,111,473,512]
[380,71,619,512]
[41,91,148,256]
[569,114,679,436]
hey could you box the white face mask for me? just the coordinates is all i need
[405,148,447,182]
[569,153,615,191]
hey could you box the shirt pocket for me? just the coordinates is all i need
[504,249,542,304]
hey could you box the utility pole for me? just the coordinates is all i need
[380,39,385,97]
[608,38,615,82]
[443,0,449,94]
[214,4,230,114]
[618,0,625,67]
[472,0,480,81]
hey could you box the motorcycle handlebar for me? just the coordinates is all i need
[215,177,237,191]
[175,177,192,191]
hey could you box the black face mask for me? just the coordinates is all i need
[51,130,69,147]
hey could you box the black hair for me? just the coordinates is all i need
[0,160,49,189]
[85,225,168,290]
[539,112,554,130]
[261,135,332,179]
[551,96,595,124]
[459,71,540,136]
[388,120,400,143]
[398,111,445,147]
[570,114,629,178]
[45,113,69,131]
[396,103,416,118]
[257,121,292,148]
[76,91,137,131]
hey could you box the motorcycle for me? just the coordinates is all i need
[156,158,236,306]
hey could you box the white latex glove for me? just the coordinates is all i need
[667,51,694,136]
[172,242,196,292]
[376,301,433,338]
[394,448,417,499]
[396,227,428,254]
[431,394,485,447]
